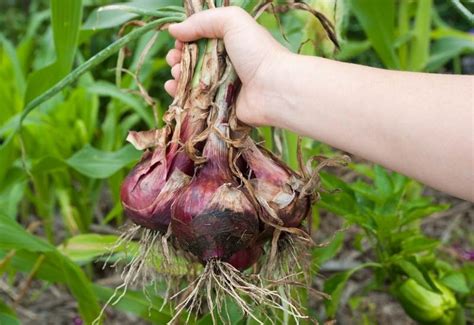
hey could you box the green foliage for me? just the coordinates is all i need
[66,144,141,179]
[344,0,474,71]
[318,163,473,322]
[349,0,400,69]
[0,1,185,322]
[25,0,83,104]
[93,285,176,323]
[83,0,182,30]
[0,213,101,323]
[0,299,20,325]
[0,1,472,324]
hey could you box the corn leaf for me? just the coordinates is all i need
[25,0,83,104]
[408,0,432,71]
[83,0,180,30]
[0,34,25,95]
[0,214,101,323]
[87,81,155,128]
[349,0,400,69]
[93,285,178,324]
[0,300,20,325]
[66,144,141,179]
[59,234,132,264]
[427,37,474,72]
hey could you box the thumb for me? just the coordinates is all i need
[168,7,252,41]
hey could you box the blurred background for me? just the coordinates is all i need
[0,0,473,324]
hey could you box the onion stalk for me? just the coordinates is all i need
[116,0,342,322]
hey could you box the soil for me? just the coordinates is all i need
[1,161,472,324]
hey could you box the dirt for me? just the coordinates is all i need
[1,162,472,324]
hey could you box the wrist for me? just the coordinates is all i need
[260,50,305,129]
[256,49,296,128]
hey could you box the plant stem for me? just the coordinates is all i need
[96,5,185,18]
[283,130,299,170]
[398,0,410,70]
[0,15,184,154]
[450,0,474,22]
[20,15,183,125]
[409,0,432,71]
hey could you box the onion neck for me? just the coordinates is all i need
[202,69,238,176]
[169,38,221,162]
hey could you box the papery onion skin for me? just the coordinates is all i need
[171,156,260,265]
[120,149,192,233]
[244,141,311,229]
[120,40,220,233]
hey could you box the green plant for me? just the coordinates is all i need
[318,164,472,323]
[340,0,474,72]
[396,277,457,324]
[0,1,472,324]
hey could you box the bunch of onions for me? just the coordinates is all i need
[117,0,341,321]
[119,128,191,232]
[171,70,262,270]
[120,33,222,233]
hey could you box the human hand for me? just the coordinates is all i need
[165,7,289,126]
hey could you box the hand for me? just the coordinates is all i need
[165,7,289,126]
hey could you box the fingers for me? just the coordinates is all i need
[168,7,247,42]
[166,48,182,66]
[175,40,184,50]
[171,64,181,80]
[165,41,183,97]
[164,80,178,97]
[164,65,180,97]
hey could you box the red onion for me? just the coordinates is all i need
[171,72,260,266]
[242,139,311,231]
[227,245,263,271]
[115,3,341,320]
[120,41,221,233]
[119,129,191,232]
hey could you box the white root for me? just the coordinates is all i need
[168,259,307,325]
[94,225,181,325]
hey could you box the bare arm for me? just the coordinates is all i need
[166,7,474,201]
[263,54,474,201]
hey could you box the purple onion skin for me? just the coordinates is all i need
[245,143,311,229]
[227,245,263,271]
[120,102,211,232]
[171,162,260,265]
[120,149,192,233]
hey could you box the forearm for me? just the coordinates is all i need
[263,53,473,201]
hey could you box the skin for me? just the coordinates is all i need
[164,7,474,202]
